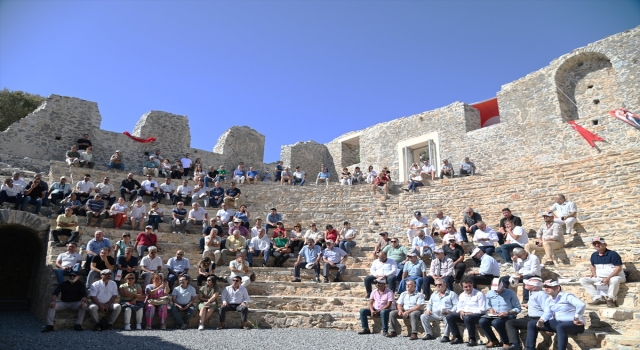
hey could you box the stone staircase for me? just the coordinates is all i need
[24,150,640,348]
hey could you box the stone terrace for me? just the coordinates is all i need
[8,148,639,349]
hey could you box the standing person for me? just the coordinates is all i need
[446,277,486,346]
[218,276,251,330]
[42,271,86,333]
[170,276,198,329]
[579,237,626,308]
[357,278,394,336]
[274,161,283,183]
[525,280,586,350]
[387,279,424,340]
[88,270,121,331]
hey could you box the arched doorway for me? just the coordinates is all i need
[0,224,44,311]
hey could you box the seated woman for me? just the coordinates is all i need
[147,201,164,232]
[197,276,220,330]
[372,171,389,196]
[110,197,129,229]
[129,199,146,231]
[272,234,291,267]
[193,164,206,180]
[305,223,323,246]
[58,192,84,215]
[144,273,169,330]
[272,221,287,239]
[114,232,134,258]
[159,159,171,178]
[365,165,377,184]
[352,166,363,184]
[119,273,144,331]
[289,223,305,255]
[340,167,352,185]
[233,205,250,229]
[323,224,339,249]
[403,174,424,193]
[196,257,216,287]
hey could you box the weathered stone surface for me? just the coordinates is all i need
[213,126,265,171]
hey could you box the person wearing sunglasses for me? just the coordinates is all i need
[219,276,251,330]
[119,273,144,331]
[420,278,457,341]
[42,271,86,333]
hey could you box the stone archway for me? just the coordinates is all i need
[0,210,51,316]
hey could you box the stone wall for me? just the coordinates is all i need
[212,126,266,171]
[280,141,335,179]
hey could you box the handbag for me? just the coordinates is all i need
[250,272,256,282]
[147,295,170,306]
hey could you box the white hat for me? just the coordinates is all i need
[471,248,482,257]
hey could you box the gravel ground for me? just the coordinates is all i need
[0,312,487,350]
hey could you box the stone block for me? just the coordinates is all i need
[599,308,634,321]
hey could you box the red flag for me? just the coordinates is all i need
[123,131,156,143]
[608,108,640,130]
[568,121,603,147]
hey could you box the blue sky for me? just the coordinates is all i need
[1,0,638,162]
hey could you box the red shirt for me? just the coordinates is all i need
[273,228,287,239]
[325,229,338,242]
[136,232,157,247]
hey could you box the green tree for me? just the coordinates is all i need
[0,88,46,131]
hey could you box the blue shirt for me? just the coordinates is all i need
[403,260,427,276]
[87,238,112,256]
[479,254,501,276]
[318,171,330,179]
[486,288,521,314]
[411,235,435,251]
[166,257,190,274]
[299,245,322,263]
[210,187,225,198]
[266,213,282,224]
[247,170,258,178]
[527,290,547,318]
[234,211,249,223]
[590,249,623,266]
[427,290,459,315]
[234,169,246,177]
[323,247,347,263]
[541,291,586,323]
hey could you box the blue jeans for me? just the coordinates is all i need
[360,308,391,332]
[55,263,82,284]
[408,181,424,192]
[397,275,423,294]
[209,196,224,208]
[108,162,124,171]
[21,196,42,213]
[479,315,514,344]
[526,319,584,350]
[459,225,478,242]
[293,178,305,186]
[247,249,270,265]
[496,243,522,263]
[339,240,356,255]
[170,303,195,327]
[148,215,163,230]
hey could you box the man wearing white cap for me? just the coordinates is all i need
[525,211,564,265]
[505,277,546,350]
[322,240,348,283]
[420,278,458,341]
[358,278,394,336]
[549,194,577,234]
[579,237,626,308]
[525,280,585,350]
[407,211,428,243]
[88,269,121,331]
[467,247,501,289]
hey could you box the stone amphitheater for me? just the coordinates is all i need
[0,26,638,350]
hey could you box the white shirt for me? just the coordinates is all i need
[216,209,232,223]
[141,180,158,192]
[410,217,429,229]
[304,229,322,241]
[441,232,464,244]
[192,185,209,198]
[180,157,192,169]
[57,252,82,268]
[221,285,250,305]
[189,208,208,221]
[159,182,175,193]
[140,255,163,271]
[432,216,453,231]
[505,226,529,247]
[250,235,271,251]
[12,178,27,192]
[95,183,114,195]
[293,170,306,179]
[479,253,501,276]
[0,184,23,197]
[130,205,146,218]
[90,280,119,304]
[550,201,577,217]
[421,164,435,173]
[251,225,266,238]
[342,228,357,240]
[204,235,221,252]
[369,258,398,277]
[455,289,486,314]
[75,180,94,193]
[176,185,192,196]
[473,227,499,247]
[514,253,542,276]
[412,235,435,251]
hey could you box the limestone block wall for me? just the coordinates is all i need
[213,126,266,172]
[132,111,191,158]
[280,141,335,179]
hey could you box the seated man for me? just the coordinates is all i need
[94,177,116,207]
[54,242,82,284]
[443,236,466,282]
[423,248,454,299]
[364,252,398,297]
[247,228,271,267]
[84,230,112,273]
[431,210,453,238]
[88,269,121,331]
[201,217,224,250]
[387,279,424,339]
[140,175,159,202]
[202,224,223,261]
[421,278,458,341]
[48,176,72,206]
[265,208,282,234]
[0,177,24,209]
[351,166,363,184]
[228,252,252,287]
[186,202,208,234]
[407,211,428,243]
[371,232,390,259]
[471,221,498,266]
[420,160,436,181]
[459,207,482,242]
[223,182,242,208]
[505,278,546,350]
[580,237,626,308]
[51,207,80,247]
[86,247,115,290]
[219,275,251,330]
[292,166,306,186]
[550,194,578,235]
[467,248,501,289]
[143,156,159,177]
[166,250,190,292]
[440,159,454,179]
[382,238,409,278]
[158,178,175,204]
[497,208,523,245]
[499,247,541,304]
[116,247,139,282]
[140,246,163,287]
[220,229,247,265]
[204,166,219,187]
[246,166,259,184]
[58,193,83,215]
[322,240,348,283]
[174,179,193,205]
[524,211,564,265]
[446,277,486,346]
[75,174,94,204]
[78,146,95,168]
[441,224,464,246]
[129,198,146,231]
[478,280,521,348]
[316,169,330,187]
[66,145,81,166]
[119,173,141,202]
[171,202,188,234]
[85,194,106,227]
[292,238,322,283]
[233,165,246,184]
[21,176,46,214]
[262,170,273,182]
[459,157,476,176]
[525,280,585,350]
[76,133,92,151]
[209,181,225,208]
[398,252,426,294]
[42,271,86,333]
[108,150,125,171]
[411,229,436,259]
[191,179,210,206]
[358,278,394,336]
[170,275,198,329]
[495,220,528,266]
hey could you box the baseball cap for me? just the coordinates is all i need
[542,211,554,217]
[326,239,335,244]
[471,248,481,257]
[592,237,606,244]
[100,269,112,275]
[68,271,79,277]
[233,218,243,223]
[434,248,444,254]
[379,232,389,236]
[145,225,153,229]
[375,278,387,284]
[414,211,421,216]
[407,252,416,257]
[115,150,121,153]
[525,277,543,287]
[543,279,560,287]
